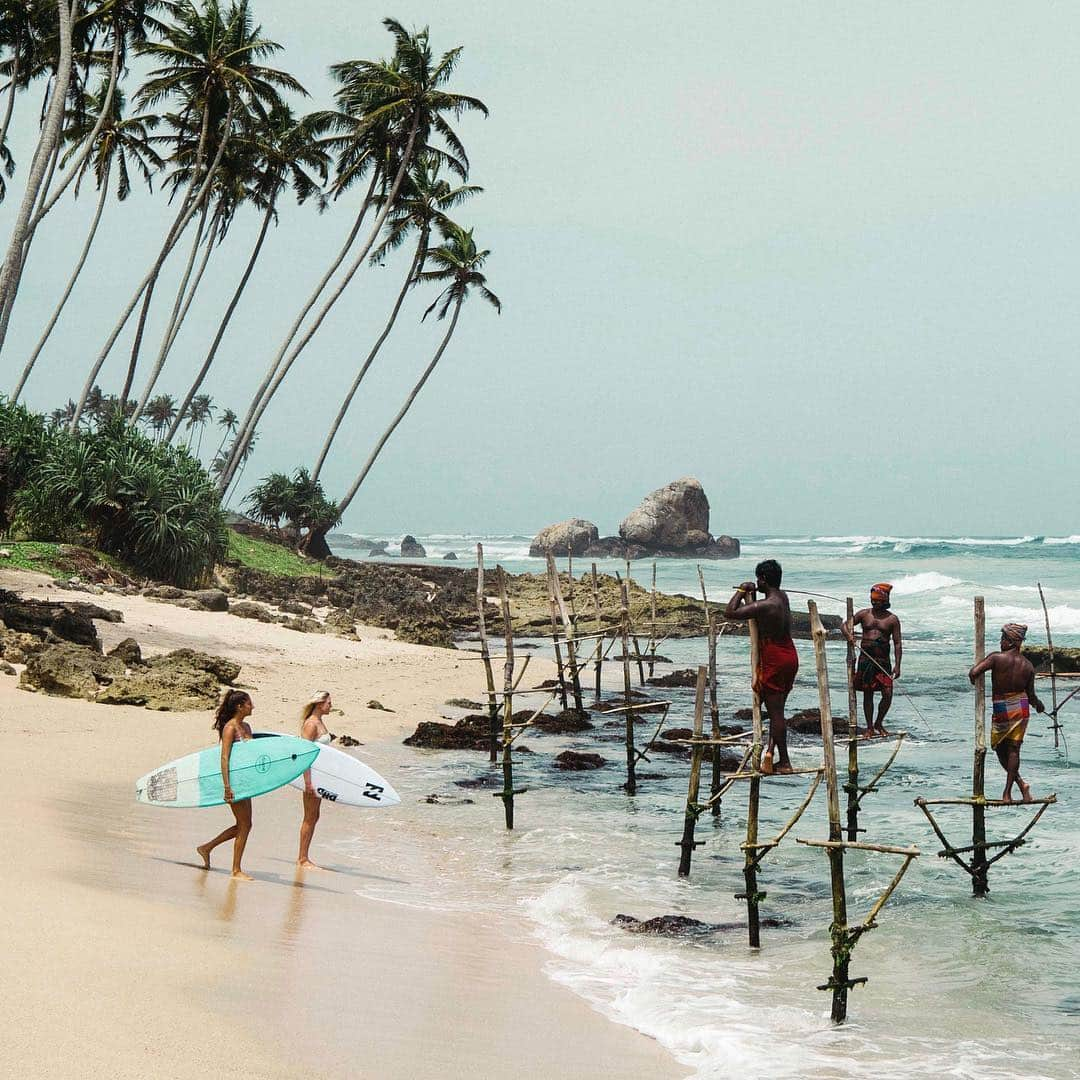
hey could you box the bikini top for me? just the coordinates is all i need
[315,732,332,745]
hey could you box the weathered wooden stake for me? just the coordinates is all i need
[591,563,603,705]
[677,667,708,876]
[548,553,584,713]
[845,597,860,840]
[476,544,500,763]
[1038,582,1061,748]
[648,561,658,676]
[625,558,646,685]
[740,614,764,946]
[620,575,637,795]
[971,596,989,896]
[496,567,519,829]
[546,561,569,710]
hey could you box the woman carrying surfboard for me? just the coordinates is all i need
[298,691,334,870]
[197,690,257,881]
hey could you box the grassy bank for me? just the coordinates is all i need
[225,531,332,579]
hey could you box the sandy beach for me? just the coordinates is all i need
[0,568,681,1080]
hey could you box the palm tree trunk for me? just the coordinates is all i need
[12,156,111,401]
[70,96,234,429]
[0,0,73,353]
[311,230,426,483]
[218,168,382,491]
[336,294,463,518]
[168,198,275,442]
[221,112,423,492]
[131,202,217,419]
[0,55,20,155]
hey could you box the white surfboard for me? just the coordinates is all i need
[252,733,400,807]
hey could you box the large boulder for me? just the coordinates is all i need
[619,477,711,549]
[144,585,229,612]
[0,589,121,651]
[529,518,600,558]
[400,535,427,558]
[97,648,240,711]
[20,643,124,698]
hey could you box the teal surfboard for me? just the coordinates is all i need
[135,736,320,808]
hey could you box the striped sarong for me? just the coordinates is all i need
[991,692,1029,748]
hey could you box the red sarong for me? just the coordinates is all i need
[755,637,799,695]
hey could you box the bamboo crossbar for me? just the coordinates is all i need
[938,836,1033,856]
[666,733,749,746]
[701,746,753,808]
[798,839,920,856]
[725,766,825,781]
[855,732,908,801]
[859,853,919,931]
[633,703,673,765]
[742,771,823,864]
[915,795,1057,808]
[507,689,561,747]
[601,700,673,714]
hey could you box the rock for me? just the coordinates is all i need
[154,648,240,685]
[0,548,10,558]
[646,668,698,688]
[229,601,281,623]
[442,552,458,560]
[613,913,785,936]
[400,535,427,558]
[96,649,239,711]
[107,638,143,667]
[528,518,600,558]
[367,699,393,712]
[283,616,323,634]
[787,708,849,736]
[0,661,16,675]
[395,614,454,648]
[338,734,360,747]
[20,644,124,698]
[1024,646,1080,673]
[619,477,711,549]
[278,599,313,616]
[422,794,474,805]
[454,774,503,789]
[324,608,358,636]
[445,698,484,710]
[554,750,606,770]
[531,709,593,734]
[0,589,120,651]
[144,585,228,612]
[404,710,534,751]
[662,727,694,739]
[613,653,672,664]
[643,739,688,754]
[1,628,42,663]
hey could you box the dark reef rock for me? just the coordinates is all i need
[554,750,606,770]
[646,668,698,688]
[400,535,427,559]
[0,589,120,651]
[531,709,593,734]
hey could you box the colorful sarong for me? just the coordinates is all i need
[854,637,892,691]
[991,692,1029,748]
[754,637,799,695]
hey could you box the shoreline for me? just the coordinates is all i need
[0,569,682,1080]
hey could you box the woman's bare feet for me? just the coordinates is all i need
[297,859,326,871]
[231,870,254,882]
[196,844,211,869]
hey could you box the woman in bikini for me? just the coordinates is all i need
[297,690,334,870]
[197,690,256,881]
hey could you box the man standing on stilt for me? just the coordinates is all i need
[968,622,1044,802]
[725,559,798,775]
[844,583,902,737]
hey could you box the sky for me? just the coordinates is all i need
[3,2,1079,538]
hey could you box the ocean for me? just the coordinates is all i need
[336,534,1080,1079]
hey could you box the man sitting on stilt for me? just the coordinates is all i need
[844,582,902,737]
[725,559,798,775]
[968,622,1044,803]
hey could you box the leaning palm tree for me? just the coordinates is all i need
[143,392,177,439]
[218,17,487,492]
[70,0,303,428]
[166,104,329,441]
[11,83,162,401]
[184,392,213,454]
[328,225,498,537]
[209,405,237,461]
[311,153,480,482]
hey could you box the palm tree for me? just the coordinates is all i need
[210,405,237,462]
[311,153,479,482]
[70,0,303,427]
[218,17,487,492]
[143,392,177,439]
[184,392,213,453]
[0,2,49,155]
[330,225,498,533]
[166,104,329,440]
[11,83,161,401]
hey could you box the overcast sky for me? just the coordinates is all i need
[4,2,1079,537]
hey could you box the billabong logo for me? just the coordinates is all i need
[362,782,384,801]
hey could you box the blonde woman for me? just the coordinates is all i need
[298,691,333,869]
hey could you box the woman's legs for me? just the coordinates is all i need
[298,791,322,868]
[230,799,253,879]
[197,822,237,869]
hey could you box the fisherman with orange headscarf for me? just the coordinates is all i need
[969,623,1044,803]
[843,582,903,737]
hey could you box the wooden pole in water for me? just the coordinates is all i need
[677,667,708,876]
[496,567,517,829]
[476,544,499,763]
[546,559,569,710]
[625,558,647,685]
[649,562,658,677]
[548,553,584,713]
[809,600,851,1023]
[845,597,860,841]
[741,613,764,946]
[971,596,989,897]
[1038,583,1060,748]
[591,563,603,706]
[706,610,723,817]
[620,575,637,795]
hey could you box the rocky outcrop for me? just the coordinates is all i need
[554,750,606,770]
[107,637,143,666]
[442,552,458,560]
[229,600,283,624]
[0,589,121,651]
[143,585,229,612]
[395,614,454,648]
[1023,646,1080,673]
[400,535,427,558]
[20,643,124,698]
[531,709,593,733]
[646,668,698,688]
[529,518,600,558]
[613,913,785,936]
[786,708,850,736]
[617,477,739,560]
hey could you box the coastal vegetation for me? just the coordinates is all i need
[0,2,499,555]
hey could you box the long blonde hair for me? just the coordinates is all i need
[300,691,331,725]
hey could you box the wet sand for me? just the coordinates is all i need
[0,570,682,1079]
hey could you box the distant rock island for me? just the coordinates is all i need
[529,477,739,560]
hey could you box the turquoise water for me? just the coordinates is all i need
[340,534,1080,1079]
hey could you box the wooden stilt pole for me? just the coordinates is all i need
[677,667,708,876]
[697,568,724,816]
[971,596,989,897]
[476,544,500,764]
[649,562,658,677]
[548,553,584,714]
[496,567,519,829]
[845,597,860,841]
[591,563,603,706]
[625,558,646,686]
[620,575,637,795]
[1038,583,1061,748]
[740,613,764,947]
[546,559,569,710]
